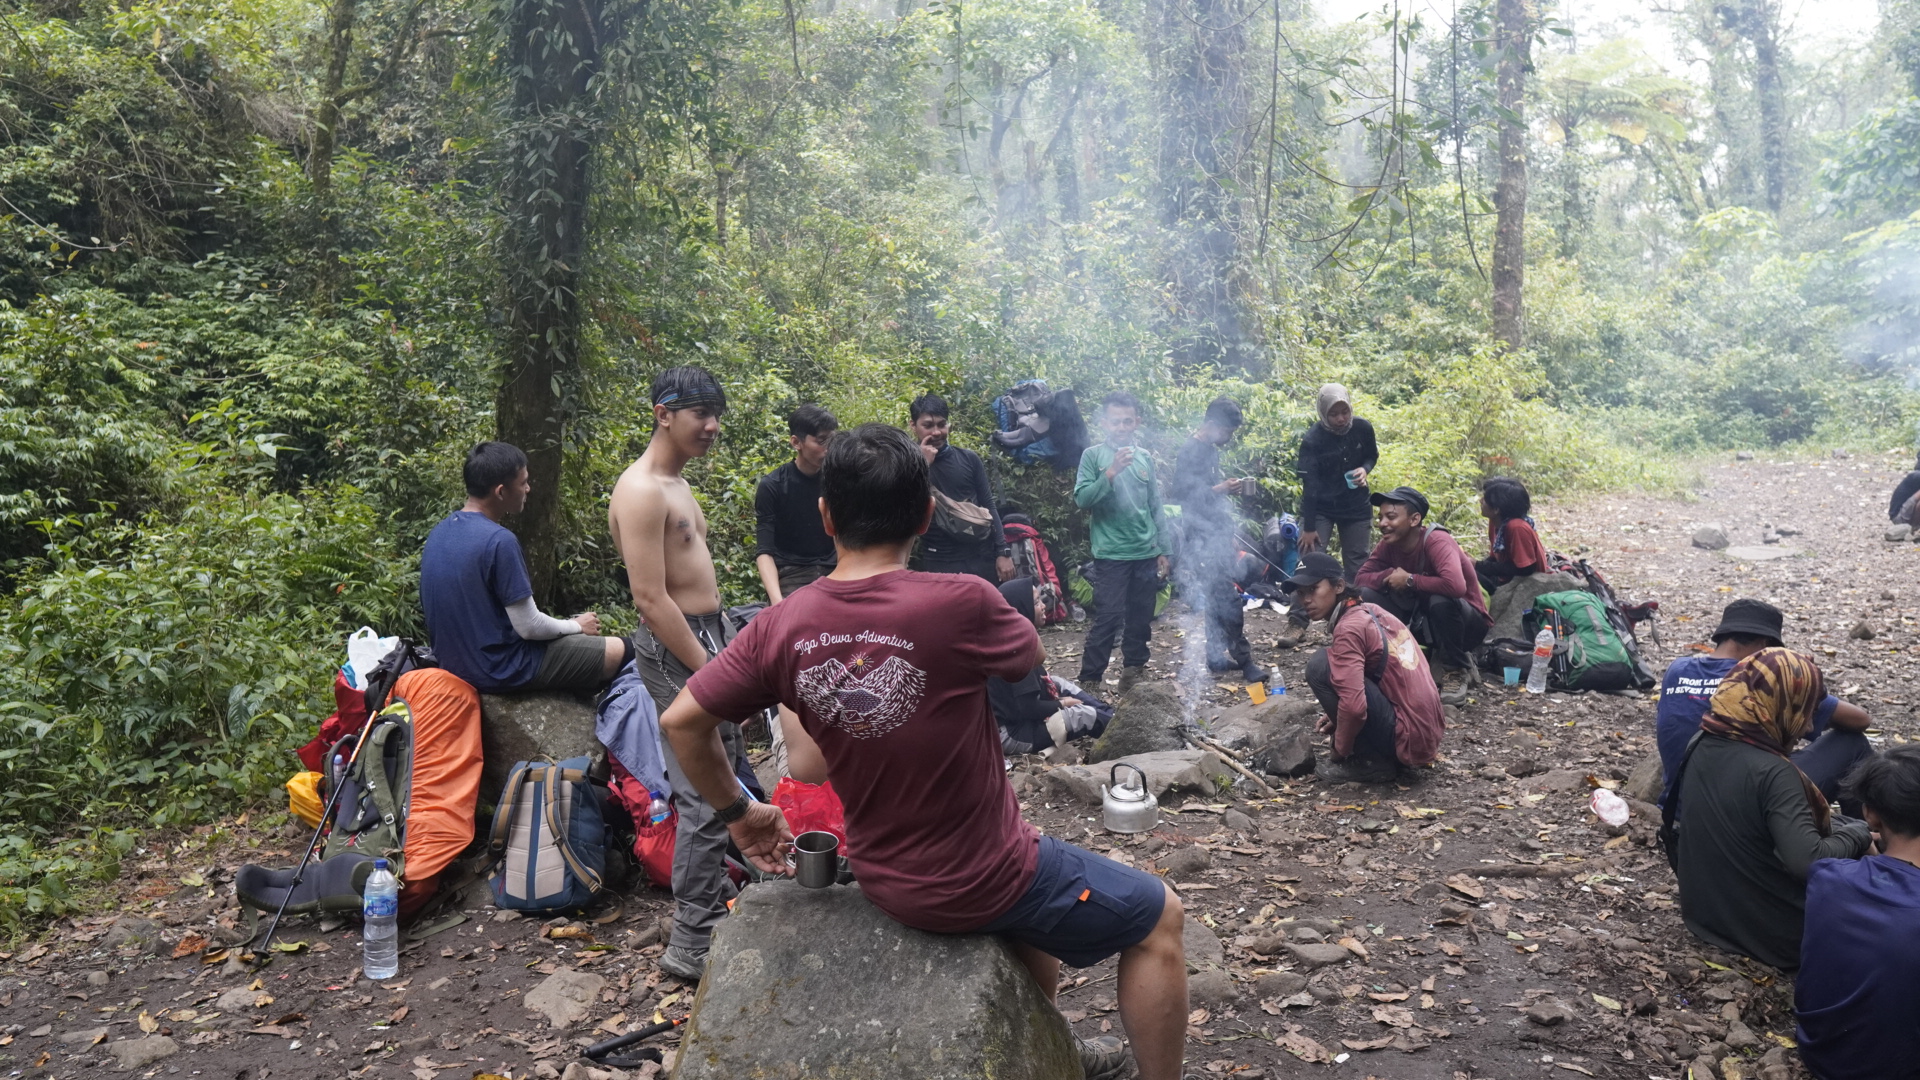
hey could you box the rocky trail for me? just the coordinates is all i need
[5,452,1917,1080]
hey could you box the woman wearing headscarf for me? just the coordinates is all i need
[1670,648,1874,971]
[1279,385,1378,648]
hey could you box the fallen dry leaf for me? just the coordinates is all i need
[1187,1008,1210,1025]
[1372,1005,1416,1028]
[1342,1036,1396,1051]
[1337,936,1370,961]
[1276,1031,1333,1063]
[1368,991,1410,1002]
[1444,874,1486,900]
[172,934,209,959]
[138,1011,159,1033]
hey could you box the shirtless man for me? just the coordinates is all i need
[608,364,748,983]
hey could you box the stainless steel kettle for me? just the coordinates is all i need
[1101,763,1159,834]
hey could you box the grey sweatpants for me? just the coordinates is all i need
[637,610,745,952]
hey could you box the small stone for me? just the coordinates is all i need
[1254,971,1308,999]
[1525,997,1577,1027]
[1285,943,1353,969]
[106,1035,179,1069]
[1724,1020,1762,1050]
[1623,752,1665,805]
[559,1063,589,1080]
[1692,524,1730,551]
[1188,968,1239,1008]
[1223,809,1254,834]
[85,971,110,987]
[534,1063,563,1080]
[1139,835,1166,856]
[60,1026,110,1045]
[1246,933,1289,956]
[102,917,163,954]
[1688,1056,1721,1080]
[1850,620,1877,641]
[1831,448,1851,459]
[1183,917,1226,971]
[1478,766,1508,782]
[1504,757,1544,779]
[215,987,259,1012]
[1158,845,1212,881]
[1735,451,1754,461]
[1629,991,1658,1016]
[523,970,607,1028]
[1291,926,1325,943]
[1886,523,1912,543]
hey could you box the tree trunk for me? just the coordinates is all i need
[496,0,604,603]
[1719,0,1786,212]
[308,0,358,197]
[1152,0,1254,377]
[1491,0,1530,351]
[1049,96,1083,276]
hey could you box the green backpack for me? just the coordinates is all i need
[1524,591,1639,693]
[321,699,415,876]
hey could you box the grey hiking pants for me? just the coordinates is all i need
[637,609,745,953]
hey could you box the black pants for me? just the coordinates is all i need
[1178,533,1251,670]
[1474,556,1521,594]
[1304,648,1398,763]
[1291,515,1371,626]
[1360,587,1489,672]
[1078,557,1160,681]
[923,548,998,583]
[1795,729,1877,817]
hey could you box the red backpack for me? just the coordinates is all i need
[1004,518,1069,624]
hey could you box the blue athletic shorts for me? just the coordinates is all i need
[976,835,1168,968]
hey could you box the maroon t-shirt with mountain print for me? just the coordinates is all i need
[686,569,1041,932]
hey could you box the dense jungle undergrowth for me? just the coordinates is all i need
[4,0,1920,928]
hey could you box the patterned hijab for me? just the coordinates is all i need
[1699,647,1832,834]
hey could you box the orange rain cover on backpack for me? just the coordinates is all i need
[392,668,483,917]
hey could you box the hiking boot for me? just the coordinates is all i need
[658,945,708,983]
[1240,662,1269,685]
[1273,623,1308,649]
[1115,667,1146,694]
[1205,654,1238,673]
[1437,666,1471,706]
[1076,1034,1132,1080]
[1318,755,1398,784]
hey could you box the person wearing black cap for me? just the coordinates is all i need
[1654,598,1872,809]
[1354,486,1490,705]
[990,578,1113,756]
[1890,451,1920,526]
[1281,553,1446,784]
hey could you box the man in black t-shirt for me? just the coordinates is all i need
[754,405,840,604]
[1171,397,1264,683]
[910,393,1014,583]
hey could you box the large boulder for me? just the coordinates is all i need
[1200,695,1319,753]
[674,881,1079,1080]
[1049,750,1233,807]
[1087,682,1186,763]
[1487,572,1584,643]
[478,692,602,799]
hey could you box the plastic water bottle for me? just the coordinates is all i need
[1525,627,1554,695]
[330,753,346,792]
[646,791,670,825]
[1268,669,1287,697]
[361,859,399,980]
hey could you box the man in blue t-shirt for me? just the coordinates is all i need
[1656,598,1872,808]
[419,442,628,693]
[1796,747,1920,1080]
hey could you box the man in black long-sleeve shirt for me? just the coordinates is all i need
[1171,397,1265,682]
[910,393,1014,583]
[754,405,839,604]
[1279,383,1379,648]
[1890,452,1920,524]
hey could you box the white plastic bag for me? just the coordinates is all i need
[1589,787,1630,829]
[343,626,399,691]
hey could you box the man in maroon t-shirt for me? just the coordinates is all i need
[1355,485,1491,705]
[661,423,1188,1080]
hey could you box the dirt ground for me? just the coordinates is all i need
[5,451,1917,1080]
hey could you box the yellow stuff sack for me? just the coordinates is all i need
[287,770,325,827]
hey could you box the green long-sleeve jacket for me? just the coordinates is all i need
[1073,443,1168,561]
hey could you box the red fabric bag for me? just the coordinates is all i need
[607,758,676,890]
[773,777,852,856]
[296,671,369,772]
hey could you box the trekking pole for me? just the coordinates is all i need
[249,717,378,964]
[584,1016,686,1066]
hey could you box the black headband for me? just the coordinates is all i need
[654,387,726,411]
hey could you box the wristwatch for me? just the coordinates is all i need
[713,791,750,824]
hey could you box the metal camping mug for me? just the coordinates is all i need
[788,830,840,889]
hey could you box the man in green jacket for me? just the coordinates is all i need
[1074,391,1169,693]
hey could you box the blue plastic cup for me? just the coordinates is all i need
[1503,667,1522,686]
